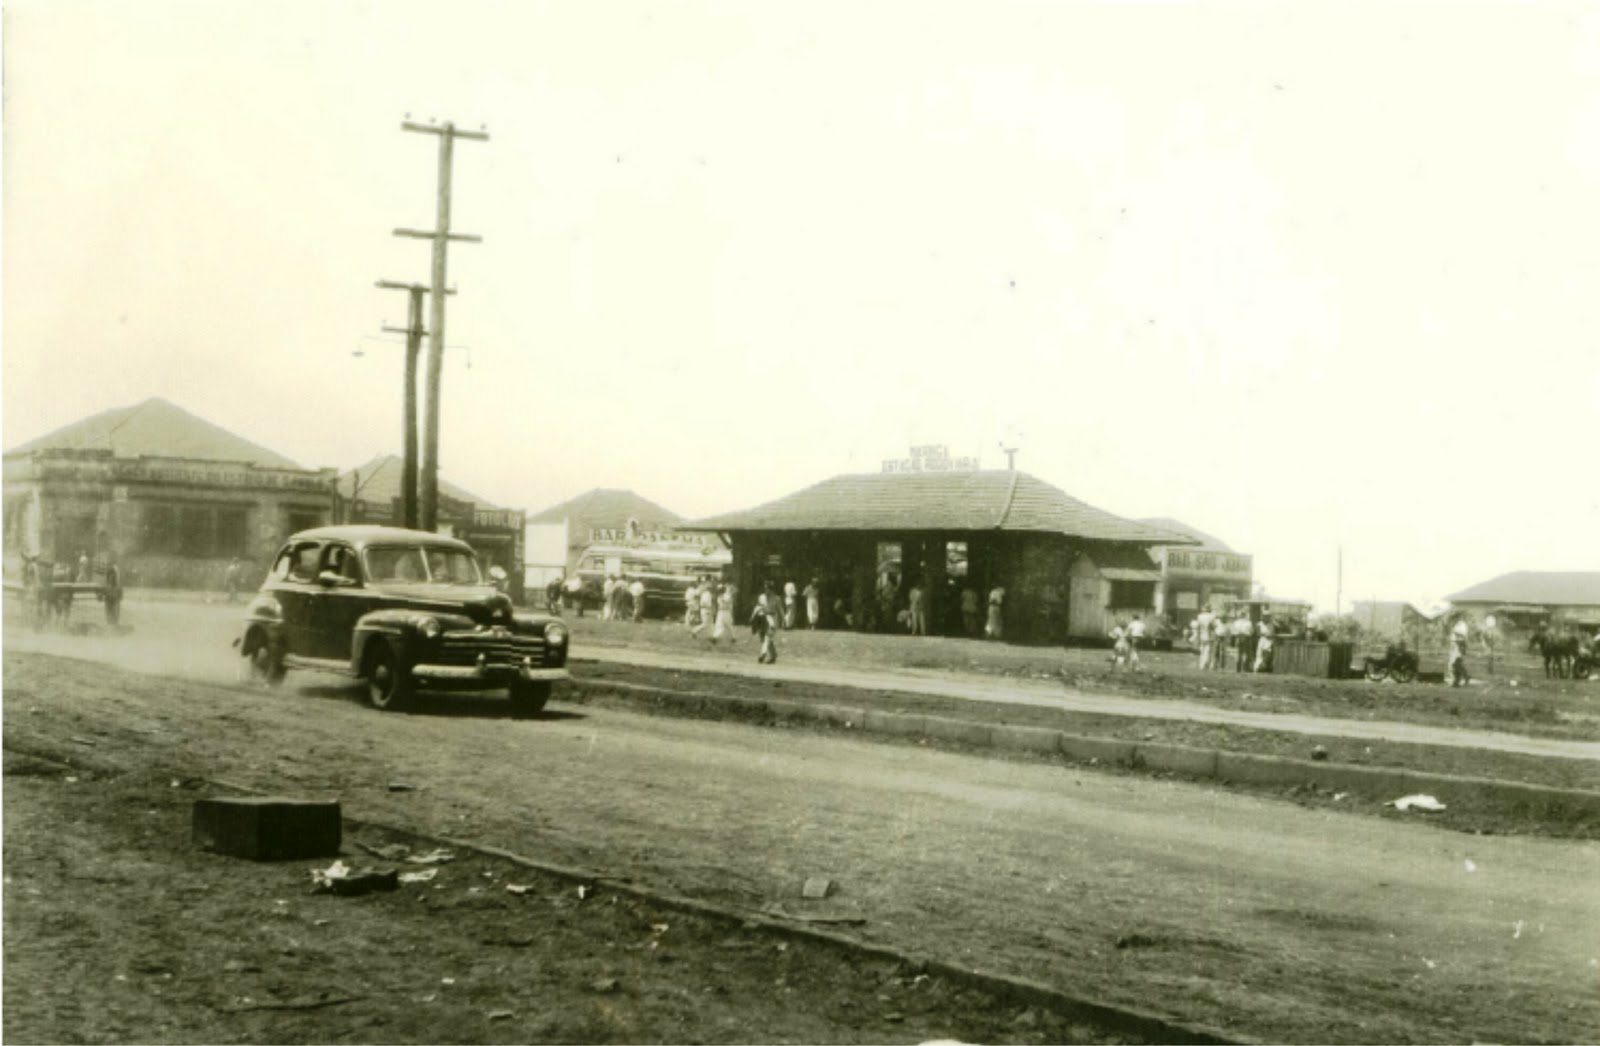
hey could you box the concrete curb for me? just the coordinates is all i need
[571,678,1600,824]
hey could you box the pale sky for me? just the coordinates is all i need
[4,0,1598,611]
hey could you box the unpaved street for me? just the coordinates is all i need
[5,650,1598,1043]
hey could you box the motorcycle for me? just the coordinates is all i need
[1364,643,1418,683]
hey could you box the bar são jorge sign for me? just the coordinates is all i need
[881,445,980,474]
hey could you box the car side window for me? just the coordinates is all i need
[270,548,295,580]
[287,543,321,583]
[323,543,362,584]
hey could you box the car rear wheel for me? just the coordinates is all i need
[365,641,413,712]
[1363,661,1387,682]
[1391,664,1417,684]
[509,680,550,718]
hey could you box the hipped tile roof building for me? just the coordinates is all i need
[686,470,1186,543]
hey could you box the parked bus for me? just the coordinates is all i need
[573,543,731,617]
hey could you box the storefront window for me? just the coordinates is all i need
[1109,580,1155,609]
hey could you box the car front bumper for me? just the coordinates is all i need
[411,659,570,683]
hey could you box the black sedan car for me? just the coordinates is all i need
[236,526,569,714]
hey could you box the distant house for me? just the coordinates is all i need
[2,397,336,589]
[337,454,525,600]
[1136,517,1254,630]
[683,470,1192,642]
[1446,572,1600,631]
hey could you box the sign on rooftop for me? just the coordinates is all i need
[881,444,979,474]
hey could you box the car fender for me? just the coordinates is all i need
[240,595,285,655]
[350,607,475,673]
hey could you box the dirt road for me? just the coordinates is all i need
[5,651,1597,1042]
[12,597,1598,761]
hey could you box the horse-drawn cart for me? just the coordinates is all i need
[5,574,123,629]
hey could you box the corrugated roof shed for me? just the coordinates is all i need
[1137,517,1233,551]
[338,454,499,510]
[1447,572,1600,607]
[685,471,1188,544]
[527,489,682,530]
[5,397,306,470]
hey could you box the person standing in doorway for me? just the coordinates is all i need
[960,585,980,637]
[908,581,927,636]
[803,577,821,629]
[985,585,1005,640]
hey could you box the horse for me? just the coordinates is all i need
[1530,631,1579,678]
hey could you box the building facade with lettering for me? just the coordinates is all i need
[2,398,337,589]
[684,470,1192,644]
[1134,517,1253,630]
[337,454,527,602]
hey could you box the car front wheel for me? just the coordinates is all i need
[509,680,550,718]
[244,634,285,688]
[365,640,414,712]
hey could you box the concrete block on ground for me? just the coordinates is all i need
[192,796,341,861]
[802,876,834,899]
[923,716,995,748]
[864,710,929,739]
[990,724,1063,755]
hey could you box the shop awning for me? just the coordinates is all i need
[1100,567,1162,582]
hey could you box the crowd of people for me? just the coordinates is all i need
[1155,606,1281,674]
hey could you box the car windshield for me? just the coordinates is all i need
[364,545,482,585]
[425,548,482,585]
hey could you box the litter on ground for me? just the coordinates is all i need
[1391,794,1447,812]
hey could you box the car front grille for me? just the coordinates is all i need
[436,629,549,668]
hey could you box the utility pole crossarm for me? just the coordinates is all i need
[375,280,456,295]
[393,228,483,243]
[401,121,490,142]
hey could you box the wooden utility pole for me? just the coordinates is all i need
[394,119,487,532]
[375,280,455,529]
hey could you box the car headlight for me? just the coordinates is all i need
[419,616,442,639]
[545,623,567,646]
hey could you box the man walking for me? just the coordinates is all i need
[1127,613,1146,671]
[629,577,646,622]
